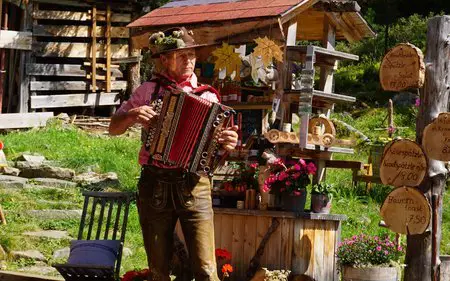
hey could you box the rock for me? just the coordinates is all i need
[15,153,46,164]
[23,230,71,240]
[53,247,70,260]
[28,178,77,188]
[73,171,120,191]
[25,210,82,220]
[16,162,75,180]
[18,262,57,275]
[36,199,79,208]
[392,92,418,107]
[0,166,20,176]
[11,250,46,261]
[0,175,28,189]
[0,245,6,260]
[0,260,6,270]
[122,247,133,257]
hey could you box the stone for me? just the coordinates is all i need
[18,262,57,275]
[11,250,46,261]
[23,230,71,240]
[392,92,418,107]
[0,175,28,189]
[36,199,79,208]
[53,247,70,260]
[73,171,120,191]
[15,153,46,164]
[25,210,82,220]
[122,247,133,257]
[0,245,6,260]
[0,260,6,270]
[28,178,77,188]
[16,162,75,180]
[0,166,20,176]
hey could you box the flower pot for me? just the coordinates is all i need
[342,266,398,281]
[311,194,332,214]
[281,192,306,213]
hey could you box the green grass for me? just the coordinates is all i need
[0,106,449,277]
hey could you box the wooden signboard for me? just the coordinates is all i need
[380,187,431,235]
[380,139,427,187]
[423,113,450,161]
[380,43,425,91]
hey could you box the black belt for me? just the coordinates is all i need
[142,165,188,180]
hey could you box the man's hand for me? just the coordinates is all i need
[218,125,239,152]
[127,106,158,126]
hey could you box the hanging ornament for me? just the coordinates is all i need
[247,53,264,84]
[212,43,242,80]
[253,36,283,68]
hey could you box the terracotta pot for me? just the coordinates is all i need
[311,194,332,214]
[342,266,398,281]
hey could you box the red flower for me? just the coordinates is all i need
[215,248,232,260]
[222,263,233,273]
[306,162,317,175]
[0,141,3,150]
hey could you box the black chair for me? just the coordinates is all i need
[54,191,135,281]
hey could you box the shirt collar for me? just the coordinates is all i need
[160,72,198,89]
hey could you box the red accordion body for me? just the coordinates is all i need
[145,89,234,175]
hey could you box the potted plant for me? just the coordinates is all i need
[310,183,334,214]
[337,234,404,281]
[263,158,316,213]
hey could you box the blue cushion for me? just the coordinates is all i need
[67,240,121,267]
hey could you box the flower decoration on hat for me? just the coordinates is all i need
[253,36,283,67]
[149,29,187,55]
[212,43,242,80]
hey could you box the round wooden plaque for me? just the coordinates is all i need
[380,139,427,187]
[380,43,425,92]
[423,113,450,161]
[380,187,431,235]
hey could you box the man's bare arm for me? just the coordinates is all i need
[109,106,158,136]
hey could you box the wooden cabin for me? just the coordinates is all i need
[128,0,375,280]
[0,0,139,129]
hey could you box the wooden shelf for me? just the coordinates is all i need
[286,45,359,65]
[278,143,354,155]
[224,102,272,110]
[213,208,348,221]
[284,89,356,104]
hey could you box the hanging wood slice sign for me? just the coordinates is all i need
[380,187,431,235]
[380,139,427,187]
[380,43,425,91]
[423,113,450,161]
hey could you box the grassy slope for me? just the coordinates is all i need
[0,108,448,276]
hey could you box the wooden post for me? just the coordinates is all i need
[127,8,141,99]
[106,3,111,93]
[91,5,97,93]
[18,2,31,113]
[0,1,7,113]
[388,99,394,137]
[404,15,450,281]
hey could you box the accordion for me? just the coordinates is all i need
[145,89,234,175]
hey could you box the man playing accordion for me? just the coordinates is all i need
[109,27,238,281]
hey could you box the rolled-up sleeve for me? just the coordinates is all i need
[116,82,155,113]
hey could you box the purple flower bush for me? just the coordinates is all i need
[337,234,404,267]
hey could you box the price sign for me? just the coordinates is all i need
[380,139,427,187]
[423,113,450,161]
[380,43,425,92]
[380,187,431,235]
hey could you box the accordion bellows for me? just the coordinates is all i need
[146,90,234,175]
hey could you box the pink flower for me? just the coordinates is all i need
[299,159,306,167]
[384,250,389,255]
[292,172,301,179]
[279,171,288,181]
[294,164,301,171]
[306,162,317,175]
[397,246,403,251]
[376,246,382,251]
[250,163,259,169]
[293,191,302,196]
[262,185,270,193]
[415,97,420,107]
[285,181,292,186]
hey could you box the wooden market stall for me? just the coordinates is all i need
[0,0,140,129]
[128,0,375,280]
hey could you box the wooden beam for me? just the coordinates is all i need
[319,15,336,93]
[0,30,32,50]
[0,271,63,281]
[280,0,319,24]
[30,81,127,91]
[0,112,54,129]
[326,12,359,43]
[91,5,97,92]
[26,64,123,78]
[33,42,129,59]
[33,25,129,38]
[313,0,361,12]
[106,4,111,93]
[32,10,131,22]
[30,93,120,108]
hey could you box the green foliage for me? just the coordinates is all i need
[311,183,335,197]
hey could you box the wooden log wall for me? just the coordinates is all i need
[27,1,132,110]
[176,210,344,281]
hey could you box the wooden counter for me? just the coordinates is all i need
[176,208,346,280]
